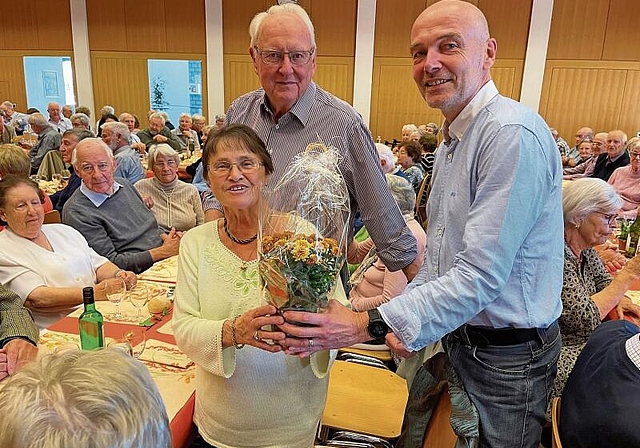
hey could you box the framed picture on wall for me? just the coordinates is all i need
[42,71,59,98]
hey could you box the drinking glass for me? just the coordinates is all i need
[60,169,71,180]
[129,285,149,319]
[123,328,146,359]
[51,173,62,187]
[105,278,126,320]
[108,339,133,356]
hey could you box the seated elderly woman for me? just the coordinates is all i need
[608,138,640,217]
[173,124,346,448]
[348,175,426,311]
[0,175,136,330]
[0,143,53,218]
[396,140,425,192]
[401,123,418,141]
[0,348,171,448]
[171,113,201,153]
[550,178,640,415]
[134,143,204,232]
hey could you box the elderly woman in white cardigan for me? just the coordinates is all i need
[134,144,204,232]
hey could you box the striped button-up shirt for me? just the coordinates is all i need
[223,82,417,272]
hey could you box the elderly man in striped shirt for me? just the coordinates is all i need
[211,3,419,281]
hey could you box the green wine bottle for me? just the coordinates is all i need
[79,286,104,350]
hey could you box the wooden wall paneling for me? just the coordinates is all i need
[374,0,428,58]
[370,57,444,142]
[540,62,629,140]
[478,0,531,59]
[124,0,168,53]
[602,0,640,61]
[2,1,39,50]
[223,0,269,54]
[165,0,206,53]
[491,60,524,101]
[0,54,28,110]
[547,0,609,60]
[86,0,128,52]
[36,0,73,50]
[617,70,640,135]
[224,55,261,110]
[310,0,356,57]
[314,57,354,104]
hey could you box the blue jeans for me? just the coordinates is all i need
[443,322,561,448]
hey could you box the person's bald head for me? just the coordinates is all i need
[592,132,608,156]
[575,127,593,146]
[410,0,496,122]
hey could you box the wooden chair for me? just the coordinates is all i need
[319,360,408,444]
[415,174,431,228]
[422,386,457,448]
[43,209,61,224]
[551,397,563,448]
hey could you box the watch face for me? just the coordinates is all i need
[369,321,387,339]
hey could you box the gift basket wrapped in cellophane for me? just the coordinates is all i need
[258,140,350,312]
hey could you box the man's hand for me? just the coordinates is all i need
[153,135,168,143]
[1,339,38,380]
[150,228,182,261]
[279,300,370,357]
[385,332,414,358]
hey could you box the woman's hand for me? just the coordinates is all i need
[616,297,640,325]
[621,254,640,281]
[228,305,286,353]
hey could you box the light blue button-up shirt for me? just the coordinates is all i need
[380,81,564,351]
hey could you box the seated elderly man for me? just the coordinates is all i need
[608,137,640,217]
[100,121,145,183]
[0,284,39,382]
[591,130,629,181]
[27,112,61,174]
[47,102,72,134]
[560,320,640,448]
[0,348,171,448]
[118,112,146,152]
[171,113,201,153]
[70,112,91,130]
[0,101,29,135]
[62,138,181,273]
[50,128,94,212]
[137,112,181,153]
[61,104,73,119]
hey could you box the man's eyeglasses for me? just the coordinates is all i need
[207,160,263,175]
[253,47,315,66]
[79,162,111,175]
[595,211,617,226]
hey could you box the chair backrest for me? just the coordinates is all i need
[415,173,431,228]
[43,209,61,224]
[422,385,457,448]
[551,397,563,448]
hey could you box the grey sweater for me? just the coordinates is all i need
[62,178,163,273]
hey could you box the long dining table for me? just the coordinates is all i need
[36,256,197,448]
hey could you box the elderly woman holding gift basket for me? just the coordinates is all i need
[173,124,348,448]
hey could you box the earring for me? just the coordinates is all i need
[575,223,580,229]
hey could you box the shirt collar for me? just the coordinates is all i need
[260,82,316,126]
[625,333,640,370]
[443,80,499,143]
[79,180,122,207]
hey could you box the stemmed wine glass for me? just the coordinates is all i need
[105,277,126,320]
[123,328,146,359]
[128,285,149,320]
[51,173,63,188]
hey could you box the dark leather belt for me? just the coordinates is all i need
[453,322,558,347]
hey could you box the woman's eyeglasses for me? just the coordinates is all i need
[594,211,617,226]
[207,160,263,176]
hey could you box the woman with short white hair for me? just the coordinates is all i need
[134,143,204,232]
[549,177,640,416]
[171,113,201,153]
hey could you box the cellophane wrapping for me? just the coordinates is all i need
[258,141,350,312]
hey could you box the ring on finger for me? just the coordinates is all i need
[253,330,260,341]
[309,339,314,348]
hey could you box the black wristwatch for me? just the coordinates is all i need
[367,309,390,339]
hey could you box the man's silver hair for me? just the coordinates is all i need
[249,3,316,48]
[191,114,206,123]
[375,143,395,171]
[72,137,114,167]
[27,113,48,128]
[149,112,166,124]
[0,349,171,448]
[100,105,115,116]
[563,177,622,227]
[101,121,131,142]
